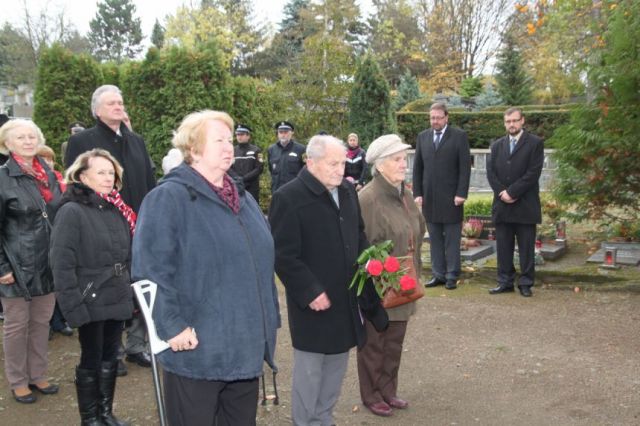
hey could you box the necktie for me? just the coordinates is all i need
[434,131,442,149]
[509,137,516,154]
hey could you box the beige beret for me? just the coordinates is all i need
[365,134,411,164]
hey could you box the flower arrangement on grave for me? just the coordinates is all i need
[462,218,484,239]
[349,240,417,298]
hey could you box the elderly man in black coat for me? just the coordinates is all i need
[269,135,387,426]
[413,102,471,290]
[64,84,156,373]
[487,107,544,297]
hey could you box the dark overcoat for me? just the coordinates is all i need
[269,167,386,354]
[486,131,544,224]
[412,125,471,223]
[50,184,133,328]
[65,119,156,213]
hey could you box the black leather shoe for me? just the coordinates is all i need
[489,285,515,294]
[425,277,446,287]
[29,383,59,395]
[445,280,457,290]
[519,286,533,297]
[126,352,152,368]
[57,325,73,336]
[116,360,128,377]
[12,389,37,404]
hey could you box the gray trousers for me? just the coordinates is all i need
[292,348,349,426]
[427,221,462,281]
[1,293,55,389]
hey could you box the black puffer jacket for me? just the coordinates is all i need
[50,183,133,328]
[0,157,62,299]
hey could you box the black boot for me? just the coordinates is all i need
[98,361,130,426]
[75,367,104,426]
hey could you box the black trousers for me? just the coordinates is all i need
[495,223,537,288]
[163,370,259,426]
[78,320,124,370]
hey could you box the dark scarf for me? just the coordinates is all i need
[12,153,57,203]
[192,168,240,214]
[97,189,137,235]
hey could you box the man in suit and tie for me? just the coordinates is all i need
[413,103,471,290]
[486,107,544,297]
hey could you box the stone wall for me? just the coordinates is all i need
[406,149,557,193]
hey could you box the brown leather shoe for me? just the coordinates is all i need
[365,401,393,417]
[386,396,409,409]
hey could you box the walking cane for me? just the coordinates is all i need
[132,280,170,426]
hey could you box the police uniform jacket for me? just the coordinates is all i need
[267,140,305,192]
[232,143,263,200]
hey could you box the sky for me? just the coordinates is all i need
[2,0,373,40]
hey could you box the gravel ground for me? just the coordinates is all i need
[1,277,639,426]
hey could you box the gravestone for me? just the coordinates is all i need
[586,242,640,266]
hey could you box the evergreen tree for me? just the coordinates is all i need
[494,31,532,105]
[151,19,165,49]
[88,0,144,63]
[394,70,420,111]
[33,44,102,156]
[459,76,483,98]
[476,82,503,109]
[552,0,640,224]
[348,55,395,146]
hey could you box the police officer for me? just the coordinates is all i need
[231,124,264,202]
[267,121,305,193]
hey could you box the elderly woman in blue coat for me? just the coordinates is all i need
[132,110,280,426]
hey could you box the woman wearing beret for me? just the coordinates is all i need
[357,134,425,417]
[51,148,134,425]
[132,110,280,426]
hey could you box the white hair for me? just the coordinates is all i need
[91,85,122,118]
[162,148,183,175]
[306,135,346,160]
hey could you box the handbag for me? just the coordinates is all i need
[381,194,424,309]
[382,247,424,309]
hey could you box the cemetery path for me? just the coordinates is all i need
[1,283,639,425]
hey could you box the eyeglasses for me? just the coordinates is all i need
[504,118,523,124]
[430,116,446,120]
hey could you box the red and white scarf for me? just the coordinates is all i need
[12,153,60,203]
[97,189,137,235]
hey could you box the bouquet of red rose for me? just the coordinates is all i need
[349,240,417,298]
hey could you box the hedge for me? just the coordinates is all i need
[397,110,571,149]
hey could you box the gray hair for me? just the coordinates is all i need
[91,85,122,118]
[306,135,346,160]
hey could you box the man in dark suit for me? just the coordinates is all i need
[269,135,387,426]
[487,107,544,297]
[413,103,471,290]
[65,85,156,373]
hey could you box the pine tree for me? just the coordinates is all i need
[494,32,532,105]
[459,76,483,98]
[88,0,144,63]
[151,19,165,49]
[348,55,395,146]
[394,70,421,111]
[476,82,503,109]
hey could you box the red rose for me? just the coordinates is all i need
[366,259,384,276]
[399,274,416,291]
[383,256,400,273]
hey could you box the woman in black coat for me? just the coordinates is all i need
[51,149,134,426]
[0,119,63,404]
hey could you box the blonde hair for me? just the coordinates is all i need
[37,145,56,162]
[65,148,124,191]
[172,110,234,164]
[0,119,46,155]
